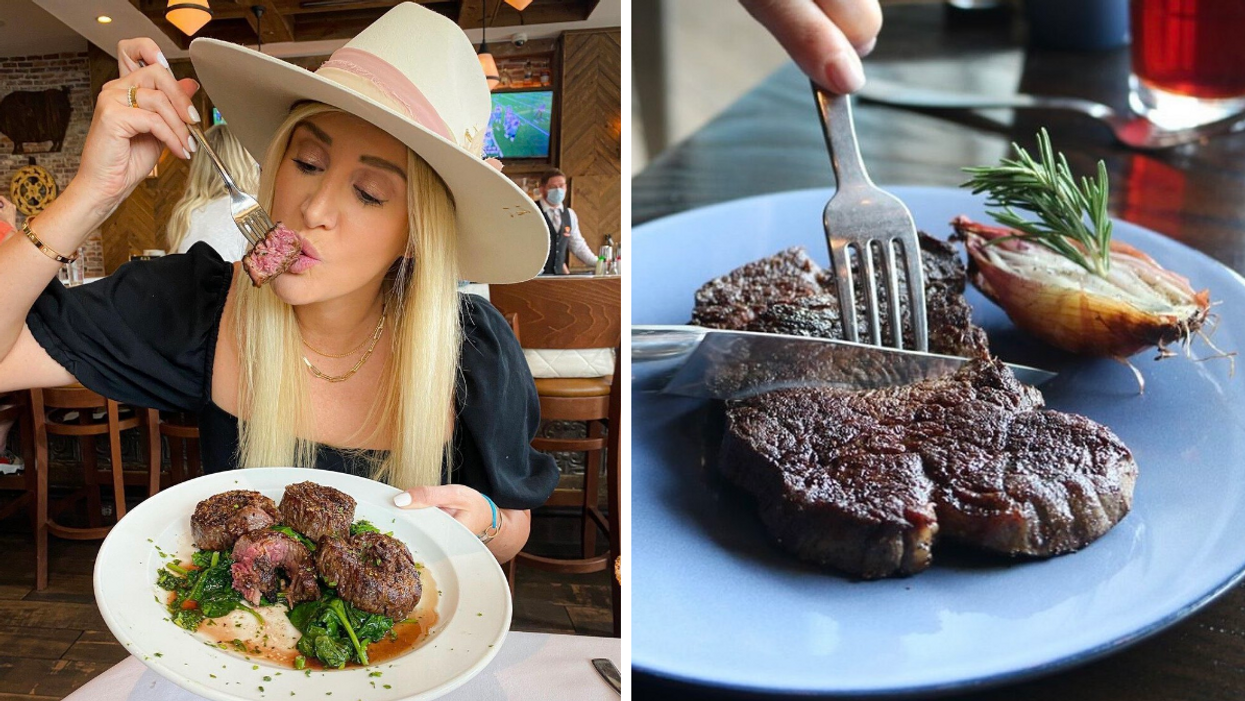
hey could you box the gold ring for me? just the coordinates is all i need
[126,85,139,109]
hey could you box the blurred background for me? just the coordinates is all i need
[632,0,1006,173]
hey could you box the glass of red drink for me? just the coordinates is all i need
[1130,0,1245,129]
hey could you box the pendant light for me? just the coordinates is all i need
[504,0,533,10]
[165,0,212,36]
[477,6,500,90]
[252,5,265,53]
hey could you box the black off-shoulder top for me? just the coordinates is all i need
[25,243,558,510]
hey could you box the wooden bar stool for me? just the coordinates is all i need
[490,276,622,635]
[32,385,160,590]
[148,409,202,485]
[606,349,621,637]
[0,391,37,526]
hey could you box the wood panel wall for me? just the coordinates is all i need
[558,29,622,258]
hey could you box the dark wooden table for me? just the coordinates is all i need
[631,4,1245,699]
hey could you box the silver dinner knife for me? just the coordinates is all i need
[632,325,1056,400]
[592,658,622,694]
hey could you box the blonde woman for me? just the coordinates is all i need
[0,4,556,563]
[166,123,259,260]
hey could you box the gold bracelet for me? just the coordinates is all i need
[22,218,78,264]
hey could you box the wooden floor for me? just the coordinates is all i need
[0,499,613,700]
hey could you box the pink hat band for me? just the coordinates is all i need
[318,47,455,144]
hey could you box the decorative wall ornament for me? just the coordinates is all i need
[0,87,73,154]
[9,159,58,216]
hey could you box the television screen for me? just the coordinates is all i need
[483,90,552,160]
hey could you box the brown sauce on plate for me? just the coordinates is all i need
[185,564,440,670]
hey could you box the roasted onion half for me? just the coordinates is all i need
[951,216,1212,361]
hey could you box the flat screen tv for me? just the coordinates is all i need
[483,90,553,161]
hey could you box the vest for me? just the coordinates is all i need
[541,203,573,275]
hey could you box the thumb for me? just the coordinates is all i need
[739,0,866,94]
[392,485,446,509]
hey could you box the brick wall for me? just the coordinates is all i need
[0,52,104,277]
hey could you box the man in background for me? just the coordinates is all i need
[538,168,596,275]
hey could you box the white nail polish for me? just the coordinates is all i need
[393,492,412,507]
[157,52,170,70]
[187,135,197,153]
[183,148,191,160]
[187,105,201,124]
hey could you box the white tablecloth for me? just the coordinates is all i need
[63,631,621,701]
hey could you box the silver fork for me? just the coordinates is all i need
[188,124,275,247]
[135,55,274,247]
[813,83,928,352]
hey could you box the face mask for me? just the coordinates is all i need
[545,188,566,206]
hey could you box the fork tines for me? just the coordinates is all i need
[829,236,928,352]
[236,206,276,247]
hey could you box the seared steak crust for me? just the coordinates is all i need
[279,481,356,543]
[691,236,988,358]
[722,359,1137,578]
[316,533,421,620]
[191,490,280,551]
[230,529,320,607]
[721,390,939,579]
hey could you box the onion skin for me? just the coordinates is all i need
[951,216,1211,358]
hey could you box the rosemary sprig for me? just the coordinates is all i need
[961,129,1113,277]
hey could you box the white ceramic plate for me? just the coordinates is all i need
[94,467,511,701]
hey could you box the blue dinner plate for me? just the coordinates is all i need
[631,187,1245,697]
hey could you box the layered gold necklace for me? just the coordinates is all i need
[301,303,387,383]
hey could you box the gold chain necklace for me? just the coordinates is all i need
[302,330,372,358]
[301,305,387,383]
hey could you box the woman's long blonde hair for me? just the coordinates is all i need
[166,123,259,252]
[232,102,463,489]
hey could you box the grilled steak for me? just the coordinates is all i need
[230,529,320,607]
[279,481,356,543]
[691,236,988,358]
[316,533,421,620]
[721,358,1137,578]
[191,490,280,551]
[243,223,301,287]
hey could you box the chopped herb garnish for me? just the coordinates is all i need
[350,520,380,535]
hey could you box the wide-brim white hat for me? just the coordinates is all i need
[189,2,548,284]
